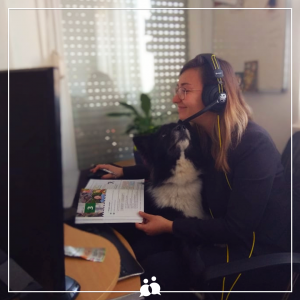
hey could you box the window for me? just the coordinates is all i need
[61,0,188,169]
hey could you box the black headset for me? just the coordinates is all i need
[182,53,227,123]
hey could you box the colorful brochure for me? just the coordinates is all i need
[75,179,144,224]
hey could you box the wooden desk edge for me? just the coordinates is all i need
[105,230,141,300]
[64,224,121,300]
[114,159,135,168]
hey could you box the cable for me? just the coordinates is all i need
[225,232,256,300]
[217,115,230,300]
[217,116,232,190]
[217,115,256,299]
[224,173,232,191]
[209,206,229,300]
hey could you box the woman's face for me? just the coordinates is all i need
[172,68,205,121]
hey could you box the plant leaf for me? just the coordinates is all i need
[140,94,151,117]
[125,124,136,134]
[119,102,141,117]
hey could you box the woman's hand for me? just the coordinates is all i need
[90,164,124,179]
[135,211,173,236]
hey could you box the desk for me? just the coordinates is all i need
[114,159,135,168]
[67,159,140,299]
[107,231,140,300]
[103,159,141,299]
[64,224,120,300]
[64,226,141,300]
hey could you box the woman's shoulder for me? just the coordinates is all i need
[231,121,279,158]
[244,121,271,137]
[240,121,274,145]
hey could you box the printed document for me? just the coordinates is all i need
[75,179,144,224]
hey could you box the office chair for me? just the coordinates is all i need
[196,132,300,300]
[198,252,300,300]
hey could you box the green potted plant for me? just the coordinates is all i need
[107,93,162,164]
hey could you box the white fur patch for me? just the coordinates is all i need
[174,128,191,151]
[177,139,190,151]
[185,128,191,140]
[149,151,207,219]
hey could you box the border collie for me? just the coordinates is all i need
[133,122,208,221]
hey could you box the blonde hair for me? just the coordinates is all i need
[180,55,252,173]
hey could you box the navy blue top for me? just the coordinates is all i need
[123,121,291,255]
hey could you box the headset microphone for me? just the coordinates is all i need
[178,53,227,124]
[178,98,225,124]
[181,99,219,123]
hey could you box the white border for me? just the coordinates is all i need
[7,3,10,294]
[291,4,293,295]
[7,6,293,295]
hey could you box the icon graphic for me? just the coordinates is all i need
[140,279,151,297]
[84,203,95,213]
[150,276,161,295]
[140,276,161,297]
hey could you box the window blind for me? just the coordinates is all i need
[60,0,188,169]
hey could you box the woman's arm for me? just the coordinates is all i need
[123,165,150,180]
[135,211,173,235]
[90,164,150,179]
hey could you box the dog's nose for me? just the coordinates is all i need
[174,124,186,131]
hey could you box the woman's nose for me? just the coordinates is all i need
[172,94,180,103]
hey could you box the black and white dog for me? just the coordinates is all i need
[133,122,208,221]
[133,122,209,289]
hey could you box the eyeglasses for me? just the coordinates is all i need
[175,87,202,100]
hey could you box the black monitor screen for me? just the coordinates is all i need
[4,67,66,291]
[0,72,8,255]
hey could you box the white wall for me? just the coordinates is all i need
[0,0,78,207]
[213,9,287,93]
[245,92,291,153]
[0,0,9,70]
[187,1,296,153]
[188,0,213,57]
[0,0,49,70]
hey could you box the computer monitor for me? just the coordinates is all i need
[1,67,67,292]
[0,72,8,256]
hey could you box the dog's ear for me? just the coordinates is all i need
[133,135,154,163]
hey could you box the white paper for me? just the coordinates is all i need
[75,179,144,224]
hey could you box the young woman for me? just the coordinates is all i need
[91,54,291,298]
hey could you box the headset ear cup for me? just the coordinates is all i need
[202,85,219,106]
[202,85,226,113]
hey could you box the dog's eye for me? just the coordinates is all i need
[161,134,166,138]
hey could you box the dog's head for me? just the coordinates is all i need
[133,122,203,185]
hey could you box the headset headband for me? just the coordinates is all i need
[198,53,225,94]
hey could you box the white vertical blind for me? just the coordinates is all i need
[60,0,188,169]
